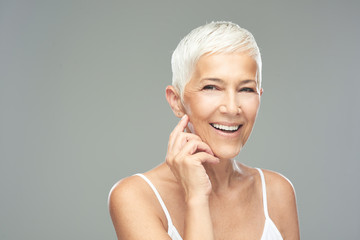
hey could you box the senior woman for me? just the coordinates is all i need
[109,21,300,240]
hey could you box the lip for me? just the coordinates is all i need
[209,122,243,138]
[210,122,242,127]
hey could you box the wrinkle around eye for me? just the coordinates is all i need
[202,85,218,91]
[239,87,255,92]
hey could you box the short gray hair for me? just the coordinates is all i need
[171,21,262,98]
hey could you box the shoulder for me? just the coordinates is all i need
[108,174,165,220]
[261,169,300,239]
[108,175,150,224]
[108,174,169,239]
[109,175,148,198]
[261,169,296,202]
[108,175,146,208]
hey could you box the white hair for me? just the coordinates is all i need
[171,21,262,98]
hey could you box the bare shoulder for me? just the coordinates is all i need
[108,175,171,240]
[261,169,296,201]
[109,175,146,199]
[261,169,300,240]
[108,175,150,230]
[108,175,148,211]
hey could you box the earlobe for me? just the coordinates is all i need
[165,85,185,118]
[260,88,264,96]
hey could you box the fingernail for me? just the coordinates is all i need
[181,114,187,120]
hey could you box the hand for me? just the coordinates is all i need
[166,115,219,201]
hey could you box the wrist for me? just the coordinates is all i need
[184,195,214,240]
[185,194,209,207]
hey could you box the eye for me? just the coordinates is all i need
[240,87,255,92]
[202,85,218,90]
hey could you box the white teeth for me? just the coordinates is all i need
[211,123,240,131]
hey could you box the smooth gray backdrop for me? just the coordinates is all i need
[1,0,359,239]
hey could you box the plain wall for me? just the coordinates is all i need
[1,0,359,239]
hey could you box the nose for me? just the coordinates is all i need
[219,91,240,115]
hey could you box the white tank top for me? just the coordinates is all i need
[135,168,283,240]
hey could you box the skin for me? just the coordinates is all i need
[109,52,300,240]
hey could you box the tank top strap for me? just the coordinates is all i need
[255,168,270,219]
[134,174,173,226]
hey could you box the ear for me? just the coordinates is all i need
[165,85,185,118]
[260,88,263,96]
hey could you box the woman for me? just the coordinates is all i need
[109,21,300,240]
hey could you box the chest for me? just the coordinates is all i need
[163,187,266,240]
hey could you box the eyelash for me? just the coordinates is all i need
[240,87,255,92]
[202,85,218,90]
[202,85,256,93]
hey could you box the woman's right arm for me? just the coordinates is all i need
[165,115,219,240]
[109,115,218,240]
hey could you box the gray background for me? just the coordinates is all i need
[1,0,359,239]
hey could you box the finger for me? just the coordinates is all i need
[168,115,189,149]
[173,151,219,168]
[171,132,201,152]
[191,152,220,164]
[178,139,214,157]
[174,114,189,134]
[166,133,202,165]
[168,139,209,166]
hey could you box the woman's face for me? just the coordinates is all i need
[182,52,262,160]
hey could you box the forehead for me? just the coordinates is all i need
[191,52,258,83]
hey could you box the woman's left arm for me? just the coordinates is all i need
[265,170,300,240]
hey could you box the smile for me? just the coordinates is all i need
[210,123,242,132]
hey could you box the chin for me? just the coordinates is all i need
[212,145,242,160]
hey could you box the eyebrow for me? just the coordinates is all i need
[200,78,256,84]
[200,78,224,83]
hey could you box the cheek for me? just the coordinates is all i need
[184,94,221,118]
[240,96,260,119]
[184,95,220,136]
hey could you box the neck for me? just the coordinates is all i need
[203,158,243,193]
